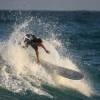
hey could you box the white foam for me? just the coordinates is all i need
[0,19,93,97]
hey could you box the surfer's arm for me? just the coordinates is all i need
[39,44,50,54]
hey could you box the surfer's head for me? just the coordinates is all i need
[26,34,32,38]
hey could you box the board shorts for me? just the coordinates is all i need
[31,43,38,50]
[24,38,38,49]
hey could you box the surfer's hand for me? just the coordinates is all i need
[22,46,26,48]
[46,50,50,54]
[22,45,28,48]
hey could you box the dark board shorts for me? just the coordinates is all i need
[31,43,38,50]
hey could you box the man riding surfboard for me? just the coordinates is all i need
[23,34,50,63]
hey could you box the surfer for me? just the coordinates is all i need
[23,34,50,63]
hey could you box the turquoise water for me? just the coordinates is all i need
[0,11,100,100]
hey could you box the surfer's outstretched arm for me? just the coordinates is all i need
[39,44,50,53]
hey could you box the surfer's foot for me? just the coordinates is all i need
[37,60,40,64]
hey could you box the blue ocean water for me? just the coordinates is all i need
[0,11,100,100]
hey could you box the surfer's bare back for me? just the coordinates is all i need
[23,34,50,63]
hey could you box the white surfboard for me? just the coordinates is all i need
[40,60,84,80]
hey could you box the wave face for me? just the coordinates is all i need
[0,11,100,100]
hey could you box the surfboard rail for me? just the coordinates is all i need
[40,60,84,80]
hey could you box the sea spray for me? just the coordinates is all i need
[0,18,93,97]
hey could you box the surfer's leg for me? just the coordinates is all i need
[35,47,40,63]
